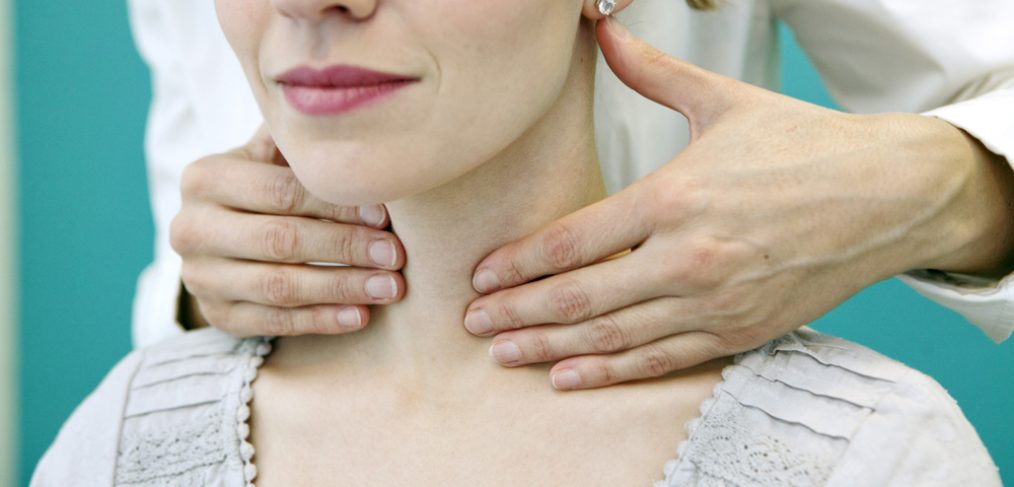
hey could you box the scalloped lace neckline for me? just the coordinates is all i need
[239,338,739,487]
[655,356,740,486]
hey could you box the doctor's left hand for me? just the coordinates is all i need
[463,18,1014,390]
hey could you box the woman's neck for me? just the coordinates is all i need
[270,29,605,392]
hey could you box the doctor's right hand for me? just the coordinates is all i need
[170,126,407,336]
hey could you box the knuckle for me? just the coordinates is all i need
[169,214,201,254]
[549,280,593,323]
[262,220,300,262]
[659,240,725,290]
[262,269,299,306]
[500,254,527,286]
[497,301,526,330]
[264,307,297,336]
[647,177,706,224]
[179,159,211,197]
[329,227,360,263]
[297,307,326,335]
[586,315,628,353]
[328,273,358,302]
[328,205,359,223]
[528,331,555,362]
[540,225,582,271]
[267,173,305,214]
[585,359,616,386]
[682,243,723,289]
[636,345,676,378]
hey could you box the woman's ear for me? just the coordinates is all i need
[581,0,633,19]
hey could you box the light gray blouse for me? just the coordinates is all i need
[31,328,1000,486]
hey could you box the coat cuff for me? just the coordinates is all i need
[899,89,1014,343]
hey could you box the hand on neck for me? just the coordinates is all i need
[268,25,606,391]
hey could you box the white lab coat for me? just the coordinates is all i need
[127,0,1014,348]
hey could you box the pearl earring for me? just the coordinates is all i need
[595,0,615,16]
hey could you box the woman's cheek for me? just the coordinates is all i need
[215,0,265,58]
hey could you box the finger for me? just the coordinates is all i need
[472,189,648,293]
[465,252,660,335]
[232,123,287,166]
[181,155,390,228]
[208,300,372,337]
[190,209,404,268]
[185,259,405,307]
[596,17,740,133]
[547,332,721,390]
[488,296,692,366]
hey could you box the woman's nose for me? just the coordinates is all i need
[272,0,378,21]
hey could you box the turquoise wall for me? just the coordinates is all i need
[15,1,151,485]
[14,7,1012,485]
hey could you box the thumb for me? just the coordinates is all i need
[596,18,739,134]
[235,123,289,167]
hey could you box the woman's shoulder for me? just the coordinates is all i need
[31,328,270,486]
[663,328,1001,487]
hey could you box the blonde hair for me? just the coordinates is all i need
[686,0,718,10]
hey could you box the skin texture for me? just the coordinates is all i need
[466,20,1014,389]
[175,0,1014,391]
[172,0,635,335]
[215,0,731,484]
[172,126,407,334]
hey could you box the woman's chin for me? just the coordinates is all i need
[295,170,419,208]
[280,143,429,207]
[305,181,401,208]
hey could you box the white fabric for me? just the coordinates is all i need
[127,0,1014,348]
[31,328,1001,485]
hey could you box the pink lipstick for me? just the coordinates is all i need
[276,65,418,116]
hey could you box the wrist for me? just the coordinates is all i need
[907,116,1014,279]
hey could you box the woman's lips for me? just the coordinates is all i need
[276,65,419,116]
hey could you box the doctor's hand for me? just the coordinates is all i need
[465,19,1014,390]
[171,126,407,336]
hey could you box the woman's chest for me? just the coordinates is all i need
[249,371,722,486]
[254,404,690,486]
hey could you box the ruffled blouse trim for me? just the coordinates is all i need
[238,337,273,486]
[655,354,742,487]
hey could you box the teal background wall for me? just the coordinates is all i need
[13,7,1012,486]
[14,1,152,485]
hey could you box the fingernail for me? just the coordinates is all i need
[368,240,397,268]
[489,340,522,365]
[464,309,494,335]
[336,307,363,330]
[473,269,500,293]
[366,275,398,299]
[358,205,386,228]
[552,369,582,390]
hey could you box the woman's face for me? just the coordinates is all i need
[215,0,589,205]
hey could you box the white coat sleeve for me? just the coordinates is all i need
[771,0,1014,342]
[127,0,262,348]
[127,0,192,348]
